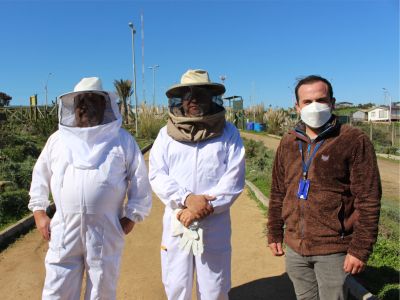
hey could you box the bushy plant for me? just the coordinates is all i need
[0,156,37,190]
[138,116,164,139]
[0,189,31,221]
[137,101,165,139]
[31,115,58,143]
[378,200,400,243]
[0,131,41,158]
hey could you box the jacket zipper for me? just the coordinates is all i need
[301,143,311,254]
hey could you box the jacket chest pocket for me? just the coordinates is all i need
[201,144,227,179]
[95,153,126,186]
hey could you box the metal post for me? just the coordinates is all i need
[370,121,372,141]
[149,65,159,107]
[153,67,155,107]
[389,95,392,125]
[129,23,138,138]
[252,82,255,110]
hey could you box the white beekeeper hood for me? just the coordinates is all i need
[57,77,123,169]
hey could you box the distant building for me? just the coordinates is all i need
[336,102,353,108]
[367,106,400,122]
[352,109,368,121]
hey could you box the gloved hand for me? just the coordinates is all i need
[179,221,204,256]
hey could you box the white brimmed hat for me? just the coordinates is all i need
[166,69,225,98]
[58,77,119,105]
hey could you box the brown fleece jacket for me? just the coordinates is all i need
[267,116,381,262]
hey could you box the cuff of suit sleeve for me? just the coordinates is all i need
[29,200,50,213]
[181,191,192,207]
[125,213,142,223]
[32,207,48,213]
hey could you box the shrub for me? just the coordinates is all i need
[31,115,59,142]
[0,156,37,190]
[138,116,164,139]
[0,190,31,221]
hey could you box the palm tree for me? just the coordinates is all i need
[113,79,133,123]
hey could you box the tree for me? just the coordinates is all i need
[113,79,133,124]
[0,93,12,107]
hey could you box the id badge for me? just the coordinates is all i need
[297,179,310,199]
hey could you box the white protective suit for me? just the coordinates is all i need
[28,91,152,300]
[149,122,245,300]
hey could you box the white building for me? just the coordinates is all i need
[367,106,400,122]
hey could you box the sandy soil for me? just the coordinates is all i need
[0,150,295,300]
[240,131,399,203]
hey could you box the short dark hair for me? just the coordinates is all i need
[294,75,333,104]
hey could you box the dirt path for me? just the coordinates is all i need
[0,150,295,300]
[240,131,399,203]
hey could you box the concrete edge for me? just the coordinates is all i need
[0,203,56,244]
[348,276,378,300]
[141,142,153,155]
[245,180,269,207]
[244,180,377,300]
[0,143,155,245]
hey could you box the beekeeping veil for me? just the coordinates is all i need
[166,69,226,142]
[57,77,122,169]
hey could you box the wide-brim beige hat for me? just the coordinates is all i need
[58,77,119,105]
[166,69,226,98]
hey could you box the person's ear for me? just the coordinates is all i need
[295,101,301,114]
[331,97,336,111]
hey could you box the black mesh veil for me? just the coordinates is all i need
[168,86,224,117]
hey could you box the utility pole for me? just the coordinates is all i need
[141,8,146,105]
[252,82,255,109]
[129,23,138,138]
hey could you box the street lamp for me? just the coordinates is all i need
[149,65,159,107]
[129,22,138,138]
[288,86,295,111]
[383,88,392,125]
[40,73,51,107]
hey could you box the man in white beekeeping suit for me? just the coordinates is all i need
[28,77,152,299]
[149,69,245,300]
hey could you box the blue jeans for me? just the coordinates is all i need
[285,246,350,300]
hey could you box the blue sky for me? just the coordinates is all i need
[1,0,398,109]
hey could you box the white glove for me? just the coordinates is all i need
[179,221,204,256]
[171,208,183,237]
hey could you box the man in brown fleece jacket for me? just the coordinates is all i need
[267,75,381,300]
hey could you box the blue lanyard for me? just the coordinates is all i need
[299,139,325,179]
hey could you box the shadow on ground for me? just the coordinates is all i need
[229,273,296,300]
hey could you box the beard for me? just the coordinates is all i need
[77,107,101,126]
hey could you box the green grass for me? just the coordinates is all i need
[333,107,359,115]
[134,138,154,150]
[0,211,33,232]
[249,176,271,199]
[244,129,282,139]
[377,155,400,164]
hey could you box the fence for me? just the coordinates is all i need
[0,105,58,122]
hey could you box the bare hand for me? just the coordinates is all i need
[344,253,366,274]
[119,217,135,235]
[185,194,215,220]
[177,209,198,228]
[269,242,285,256]
[34,210,51,241]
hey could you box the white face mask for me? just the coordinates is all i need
[300,102,332,129]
